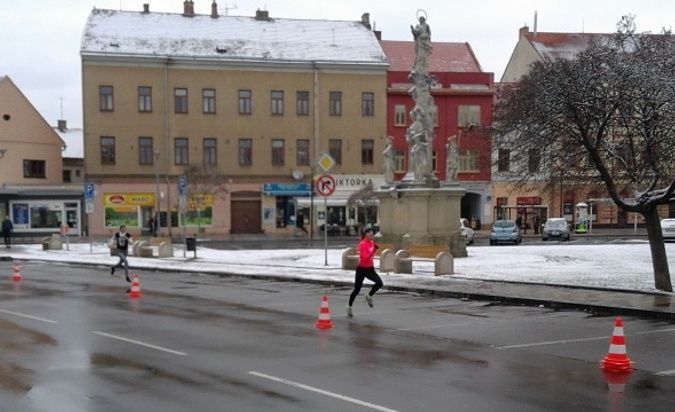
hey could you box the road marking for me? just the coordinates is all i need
[497,327,675,350]
[656,369,675,376]
[0,308,58,324]
[92,331,187,356]
[388,321,476,332]
[248,371,399,412]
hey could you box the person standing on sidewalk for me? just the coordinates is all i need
[346,227,383,318]
[110,225,132,283]
[2,216,13,249]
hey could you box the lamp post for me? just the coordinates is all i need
[154,151,160,236]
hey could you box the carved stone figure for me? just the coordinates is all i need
[445,136,459,182]
[412,141,429,181]
[411,16,431,72]
[383,136,396,185]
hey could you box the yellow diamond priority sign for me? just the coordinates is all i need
[317,153,336,173]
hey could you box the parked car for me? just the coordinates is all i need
[662,218,675,241]
[489,219,522,245]
[460,218,475,245]
[541,217,571,241]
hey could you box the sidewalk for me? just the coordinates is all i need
[2,241,674,321]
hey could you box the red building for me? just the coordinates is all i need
[380,40,495,226]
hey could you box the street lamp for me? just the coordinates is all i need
[154,151,160,236]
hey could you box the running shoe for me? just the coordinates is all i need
[365,294,373,308]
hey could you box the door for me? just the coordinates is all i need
[231,200,261,233]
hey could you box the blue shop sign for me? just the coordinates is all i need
[263,183,312,196]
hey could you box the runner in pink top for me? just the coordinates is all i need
[347,227,383,318]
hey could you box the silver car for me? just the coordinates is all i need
[541,218,571,241]
[460,218,475,245]
[662,218,675,241]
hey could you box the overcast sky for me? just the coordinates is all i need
[1,0,672,127]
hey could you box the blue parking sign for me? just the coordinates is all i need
[178,175,187,196]
[84,182,95,199]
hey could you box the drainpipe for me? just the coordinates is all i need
[311,62,320,239]
[164,59,172,237]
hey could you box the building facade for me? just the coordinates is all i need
[380,40,495,228]
[0,76,83,236]
[81,4,388,236]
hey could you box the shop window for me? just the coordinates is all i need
[30,205,62,229]
[276,196,292,228]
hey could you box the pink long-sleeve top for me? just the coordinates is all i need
[358,237,376,268]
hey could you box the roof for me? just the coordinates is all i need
[524,31,612,61]
[81,9,387,65]
[379,40,482,72]
[54,126,84,159]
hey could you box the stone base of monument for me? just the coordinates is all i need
[375,186,467,258]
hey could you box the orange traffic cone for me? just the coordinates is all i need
[128,274,142,299]
[11,262,22,283]
[315,294,334,329]
[600,316,633,373]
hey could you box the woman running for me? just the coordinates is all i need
[347,227,383,318]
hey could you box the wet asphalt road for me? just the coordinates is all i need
[1,261,675,411]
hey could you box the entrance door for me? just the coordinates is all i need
[64,203,80,236]
[231,200,261,233]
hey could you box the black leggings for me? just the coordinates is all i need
[348,266,383,306]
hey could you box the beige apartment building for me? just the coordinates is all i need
[0,76,83,236]
[81,3,388,236]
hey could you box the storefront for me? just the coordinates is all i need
[261,183,312,234]
[1,186,83,236]
[494,196,549,233]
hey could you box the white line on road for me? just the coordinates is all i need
[497,327,675,350]
[248,371,399,412]
[656,369,675,376]
[0,308,58,324]
[92,331,187,356]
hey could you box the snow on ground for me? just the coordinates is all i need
[2,241,674,294]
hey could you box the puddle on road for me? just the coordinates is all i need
[0,318,57,350]
[0,361,33,393]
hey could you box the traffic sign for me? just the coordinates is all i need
[85,200,94,214]
[317,153,336,173]
[178,175,187,196]
[84,183,95,199]
[316,174,336,197]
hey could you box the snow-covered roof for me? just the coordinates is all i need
[524,32,612,61]
[81,9,388,66]
[54,126,83,159]
[380,40,482,73]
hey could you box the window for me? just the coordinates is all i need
[138,86,152,112]
[459,149,480,172]
[100,136,115,164]
[99,86,114,111]
[174,88,188,113]
[174,138,189,165]
[329,139,342,165]
[432,149,437,172]
[296,91,309,116]
[296,139,310,166]
[271,139,285,166]
[362,92,374,116]
[528,149,540,173]
[202,89,216,114]
[361,139,374,165]
[239,139,252,165]
[239,90,251,114]
[458,104,481,126]
[271,91,284,115]
[498,148,510,172]
[139,137,154,165]
[395,150,405,172]
[394,104,407,126]
[23,160,46,178]
[329,91,342,116]
[203,138,217,167]
[63,170,72,183]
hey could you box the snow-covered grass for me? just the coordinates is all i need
[2,241,674,294]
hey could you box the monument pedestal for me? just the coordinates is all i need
[375,185,467,258]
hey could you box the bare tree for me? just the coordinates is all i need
[494,16,675,291]
[347,181,377,229]
[182,166,229,233]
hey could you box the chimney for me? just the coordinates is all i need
[361,12,371,29]
[255,9,270,21]
[374,30,382,40]
[519,25,530,38]
[211,0,218,18]
[183,0,195,17]
[142,3,149,13]
[57,120,67,132]
[533,10,538,36]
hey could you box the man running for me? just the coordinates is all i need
[110,225,132,283]
[346,227,383,318]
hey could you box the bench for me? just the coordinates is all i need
[407,244,449,259]
[341,247,359,270]
[394,248,454,276]
[341,245,396,272]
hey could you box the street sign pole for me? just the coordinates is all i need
[324,194,328,266]
[315,173,336,266]
[178,175,187,258]
[84,183,95,253]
